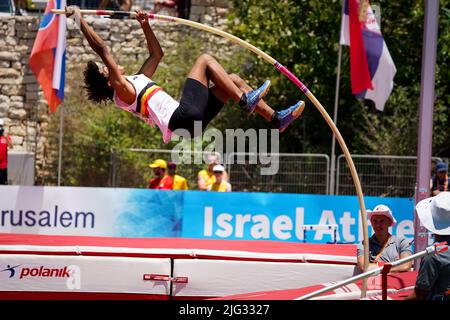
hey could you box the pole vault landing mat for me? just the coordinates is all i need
[210,270,417,300]
[0,233,358,300]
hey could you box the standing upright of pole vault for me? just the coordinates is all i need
[413,0,440,263]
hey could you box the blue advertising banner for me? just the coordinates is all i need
[0,186,415,244]
[182,192,415,244]
[0,186,184,237]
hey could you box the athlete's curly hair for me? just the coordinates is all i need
[83,61,114,104]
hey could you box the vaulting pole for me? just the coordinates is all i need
[52,9,371,295]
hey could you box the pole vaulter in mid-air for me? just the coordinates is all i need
[65,6,305,144]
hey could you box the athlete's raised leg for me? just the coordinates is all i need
[186,54,270,113]
[214,73,305,132]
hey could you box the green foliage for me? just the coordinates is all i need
[228,0,450,157]
[228,0,349,153]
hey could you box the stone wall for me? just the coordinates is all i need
[189,0,230,24]
[0,17,44,164]
[0,0,232,185]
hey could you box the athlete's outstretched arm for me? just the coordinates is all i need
[66,6,133,102]
[136,10,164,79]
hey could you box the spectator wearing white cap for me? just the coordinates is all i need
[197,153,228,191]
[207,165,231,192]
[406,192,450,300]
[356,204,412,273]
[0,119,13,185]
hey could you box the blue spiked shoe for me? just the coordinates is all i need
[240,80,271,113]
[272,100,305,132]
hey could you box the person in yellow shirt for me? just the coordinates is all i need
[168,162,189,190]
[207,165,231,192]
[198,153,228,190]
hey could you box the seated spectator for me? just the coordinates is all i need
[168,162,188,190]
[357,204,412,273]
[198,153,228,191]
[431,161,449,196]
[207,165,231,192]
[147,159,173,189]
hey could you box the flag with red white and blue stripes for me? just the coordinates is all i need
[29,0,66,113]
[340,0,396,111]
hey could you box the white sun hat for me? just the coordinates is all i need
[213,164,225,172]
[416,192,450,235]
[368,204,397,226]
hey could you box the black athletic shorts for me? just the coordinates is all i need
[168,78,225,136]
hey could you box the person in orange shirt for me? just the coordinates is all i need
[168,162,188,190]
[147,159,173,189]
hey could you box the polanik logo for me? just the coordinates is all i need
[0,264,21,278]
[1,264,70,279]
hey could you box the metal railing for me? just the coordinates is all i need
[110,149,330,193]
[336,155,444,197]
[225,152,329,194]
[109,148,448,195]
